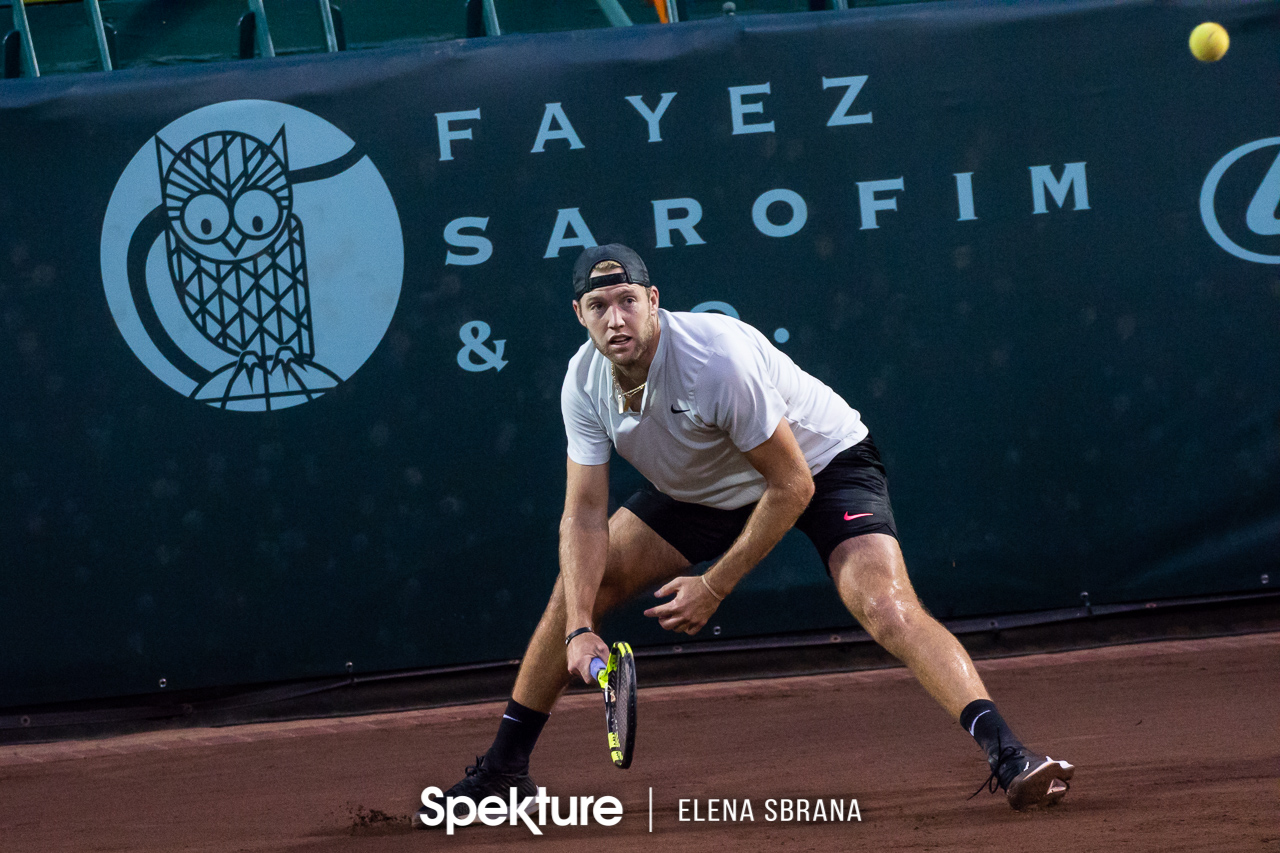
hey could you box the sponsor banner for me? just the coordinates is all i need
[1,0,1278,704]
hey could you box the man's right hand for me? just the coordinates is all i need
[567,630,611,685]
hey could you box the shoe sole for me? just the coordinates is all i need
[1007,757,1074,811]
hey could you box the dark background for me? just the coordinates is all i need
[2,0,1278,707]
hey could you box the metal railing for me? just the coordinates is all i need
[4,0,345,76]
[238,0,343,59]
[5,0,113,77]
[2,0,865,78]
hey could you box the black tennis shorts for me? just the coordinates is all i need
[622,434,898,570]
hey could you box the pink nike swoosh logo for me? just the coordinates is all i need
[844,512,873,521]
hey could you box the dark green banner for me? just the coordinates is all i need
[2,0,1278,706]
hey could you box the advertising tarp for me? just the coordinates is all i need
[2,0,1277,705]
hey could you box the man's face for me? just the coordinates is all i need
[573,281,661,368]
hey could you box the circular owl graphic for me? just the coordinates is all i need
[101,101,404,411]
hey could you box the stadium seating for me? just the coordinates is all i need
[2,0,908,77]
[336,0,467,50]
[3,0,114,76]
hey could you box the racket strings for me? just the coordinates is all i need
[614,654,635,768]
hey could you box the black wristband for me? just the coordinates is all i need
[565,626,595,646]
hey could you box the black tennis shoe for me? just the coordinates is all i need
[971,745,1074,810]
[413,755,538,829]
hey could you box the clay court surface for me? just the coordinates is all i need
[2,632,1276,852]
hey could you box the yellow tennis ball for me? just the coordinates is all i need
[1189,22,1229,62]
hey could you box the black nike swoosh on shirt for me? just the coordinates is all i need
[671,405,690,414]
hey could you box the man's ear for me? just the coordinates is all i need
[572,298,586,327]
[649,285,660,311]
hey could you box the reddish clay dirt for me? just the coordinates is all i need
[1,632,1277,853]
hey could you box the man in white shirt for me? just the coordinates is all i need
[422,244,1073,822]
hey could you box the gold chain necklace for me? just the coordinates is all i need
[611,363,647,414]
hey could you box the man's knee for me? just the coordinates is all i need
[592,574,630,620]
[594,528,663,613]
[856,596,918,647]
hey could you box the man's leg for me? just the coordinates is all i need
[829,533,986,717]
[418,506,690,825]
[511,506,690,713]
[829,533,1073,809]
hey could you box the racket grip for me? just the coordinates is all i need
[589,657,606,682]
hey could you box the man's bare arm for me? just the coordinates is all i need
[705,418,814,594]
[560,457,613,680]
[645,419,814,633]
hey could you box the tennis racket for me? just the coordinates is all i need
[589,641,636,769]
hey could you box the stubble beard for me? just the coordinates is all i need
[597,310,657,373]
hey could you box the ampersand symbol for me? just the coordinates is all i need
[456,321,507,372]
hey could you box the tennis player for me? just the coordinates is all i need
[420,243,1073,822]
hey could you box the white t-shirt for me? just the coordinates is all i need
[561,309,868,510]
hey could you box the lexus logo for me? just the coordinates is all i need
[1200,137,1280,264]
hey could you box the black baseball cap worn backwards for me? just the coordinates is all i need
[572,243,650,299]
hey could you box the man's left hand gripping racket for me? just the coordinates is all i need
[589,642,637,769]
